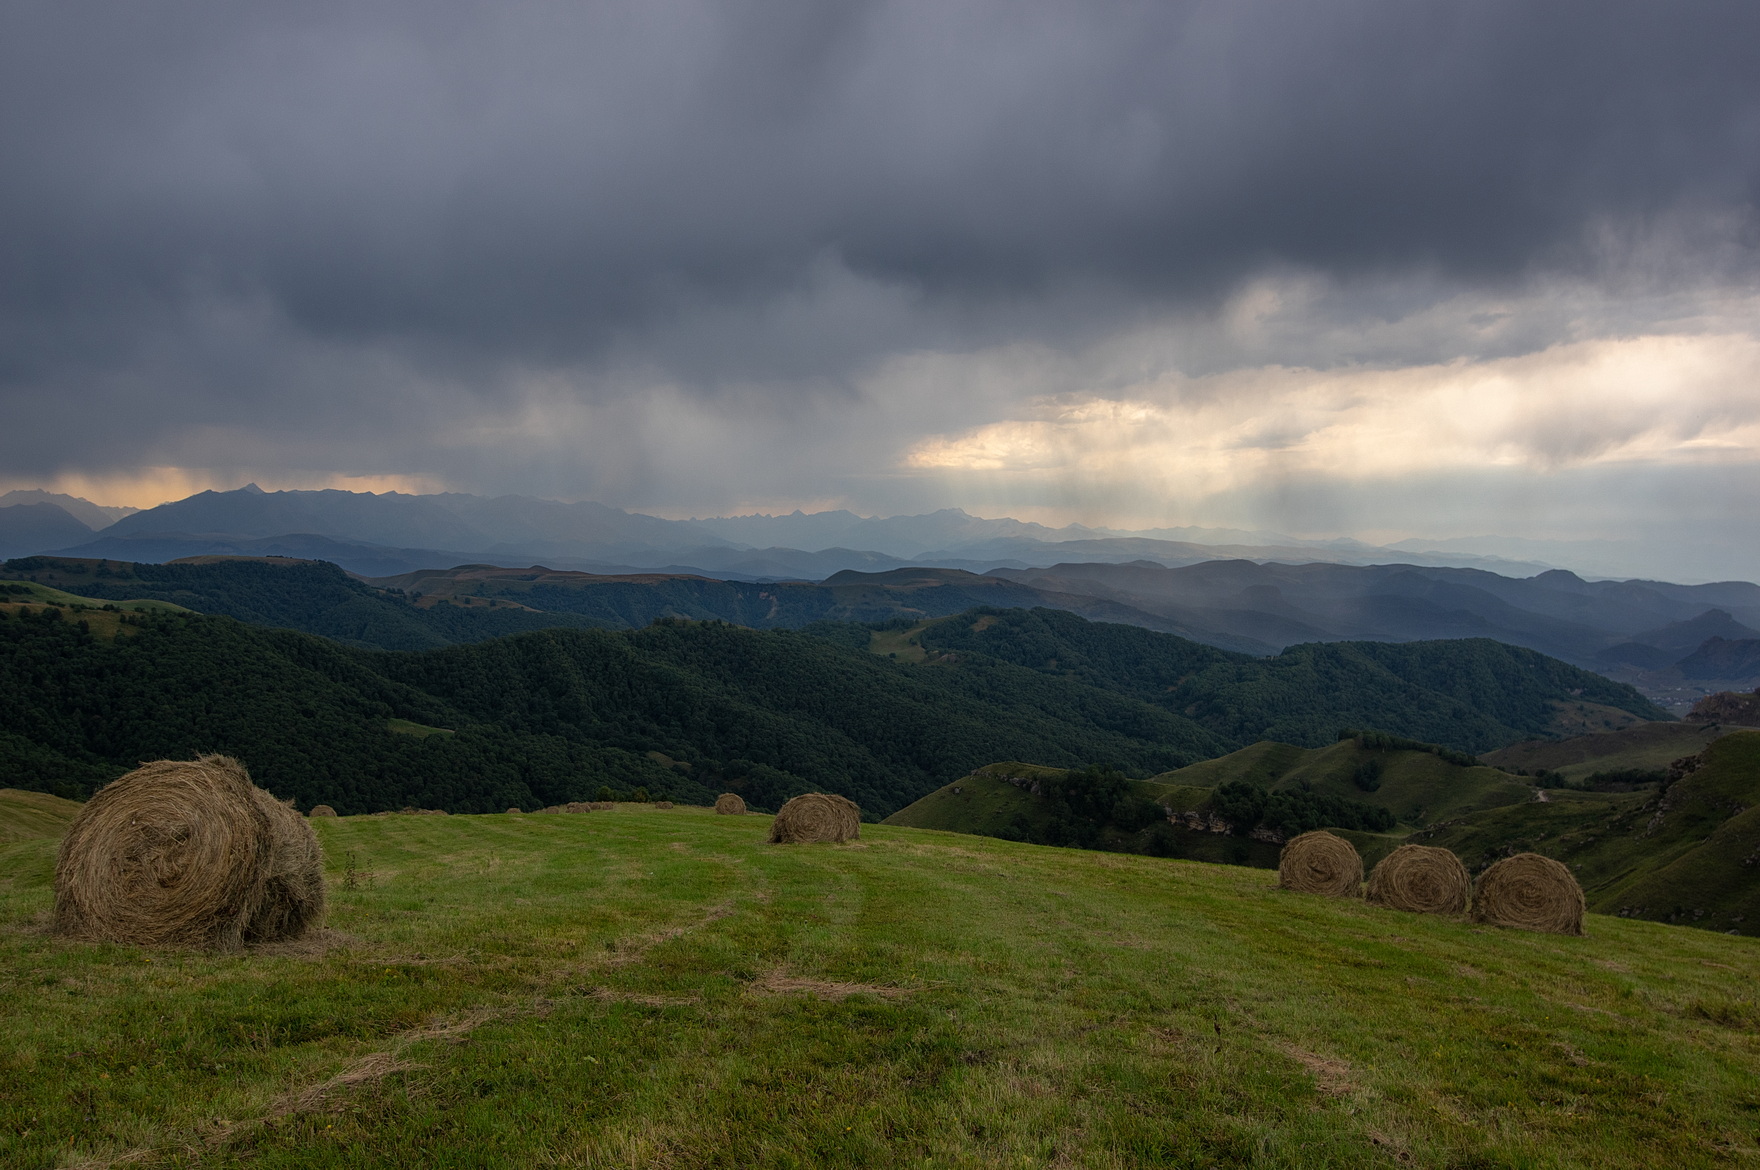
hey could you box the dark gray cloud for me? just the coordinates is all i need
[1,0,1758,537]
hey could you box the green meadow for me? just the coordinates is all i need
[3,794,1759,1168]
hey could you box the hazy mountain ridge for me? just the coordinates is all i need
[13,485,1559,578]
[0,490,136,528]
[0,503,98,560]
[10,554,1757,709]
[986,560,1760,707]
[6,487,1760,705]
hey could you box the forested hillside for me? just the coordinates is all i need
[0,594,1663,816]
[3,556,604,649]
[910,608,1665,751]
[0,606,1230,815]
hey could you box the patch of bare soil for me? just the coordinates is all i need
[1277,1042,1356,1096]
[582,987,702,1007]
[751,970,912,1000]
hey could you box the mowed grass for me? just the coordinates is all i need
[3,807,1759,1168]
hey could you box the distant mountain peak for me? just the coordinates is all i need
[0,489,137,530]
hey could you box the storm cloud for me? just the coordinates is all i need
[3,1,1758,574]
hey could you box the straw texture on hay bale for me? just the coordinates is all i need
[655,800,674,809]
[1277,830,1363,897]
[768,793,859,844]
[1471,852,1586,935]
[564,801,593,813]
[308,804,337,818]
[590,801,615,810]
[1365,844,1470,915]
[714,793,747,815]
[54,756,325,950]
[829,794,861,839]
[506,807,523,814]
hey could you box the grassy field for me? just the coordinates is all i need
[4,795,1760,1168]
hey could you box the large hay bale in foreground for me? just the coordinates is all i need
[54,756,325,950]
[714,793,747,816]
[1471,853,1586,935]
[1278,830,1363,897]
[308,804,337,818]
[768,793,859,844]
[1366,844,1470,915]
[829,794,861,839]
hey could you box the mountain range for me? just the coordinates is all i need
[8,551,1760,712]
[4,485,1759,707]
[2,484,1563,578]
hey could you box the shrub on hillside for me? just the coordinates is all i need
[1212,778,1393,836]
[1339,728,1480,769]
[1353,759,1383,792]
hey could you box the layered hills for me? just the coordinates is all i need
[0,578,1659,817]
[21,485,1555,578]
[890,714,1760,936]
[5,485,1760,711]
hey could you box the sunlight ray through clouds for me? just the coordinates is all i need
[904,333,1760,497]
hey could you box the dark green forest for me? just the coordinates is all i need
[2,556,605,650]
[0,606,1228,815]
[915,607,1663,752]
[0,583,1665,817]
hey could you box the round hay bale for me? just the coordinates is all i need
[308,804,338,818]
[590,801,616,811]
[829,794,861,839]
[1277,830,1363,897]
[1471,853,1586,935]
[768,793,857,844]
[506,807,523,814]
[53,756,325,950]
[714,793,747,816]
[1365,844,1470,915]
[655,800,674,809]
[564,801,592,813]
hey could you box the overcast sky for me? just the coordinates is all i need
[4,2,1759,578]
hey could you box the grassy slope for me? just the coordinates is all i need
[4,807,1760,1168]
[0,579,188,612]
[1152,740,1535,827]
[885,743,1536,872]
[885,770,1289,869]
[0,579,190,642]
[0,788,82,844]
[1415,732,1760,934]
[1483,721,1736,782]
